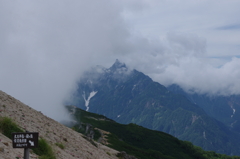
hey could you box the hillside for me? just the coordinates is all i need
[0,90,119,159]
[67,106,240,159]
[167,84,240,133]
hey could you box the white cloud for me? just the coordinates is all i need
[119,0,240,96]
[118,32,240,96]
[0,0,131,121]
[123,0,240,57]
[155,57,240,96]
[0,0,240,121]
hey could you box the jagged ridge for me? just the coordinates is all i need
[70,60,240,156]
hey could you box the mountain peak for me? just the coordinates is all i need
[110,59,127,71]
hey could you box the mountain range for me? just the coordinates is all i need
[1,89,238,159]
[70,59,240,156]
[167,84,240,133]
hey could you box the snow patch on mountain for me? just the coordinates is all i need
[82,91,98,111]
[203,131,206,139]
[231,108,236,118]
[230,105,236,118]
[132,84,137,91]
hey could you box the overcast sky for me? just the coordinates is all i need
[0,0,240,120]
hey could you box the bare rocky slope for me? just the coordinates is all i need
[0,90,119,159]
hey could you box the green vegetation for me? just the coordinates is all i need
[106,151,111,156]
[0,116,55,159]
[68,106,240,159]
[93,128,101,140]
[32,138,56,159]
[55,142,65,149]
[0,116,23,138]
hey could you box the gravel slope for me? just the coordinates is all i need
[0,90,119,159]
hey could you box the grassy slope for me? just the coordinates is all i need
[68,106,240,159]
[0,116,56,159]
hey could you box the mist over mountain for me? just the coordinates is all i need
[68,60,240,156]
[1,1,240,123]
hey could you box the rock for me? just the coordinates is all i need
[3,142,8,146]
[117,151,138,159]
[0,147,4,152]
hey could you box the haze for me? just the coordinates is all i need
[0,0,240,120]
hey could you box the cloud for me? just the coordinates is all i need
[117,32,240,96]
[216,24,240,30]
[117,0,240,96]
[123,0,240,57]
[156,57,240,96]
[0,0,240,122]
[0,0,132,121]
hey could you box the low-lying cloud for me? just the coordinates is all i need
[119,32,240,96]
[0,0,240,120]
[0,0,131,120]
